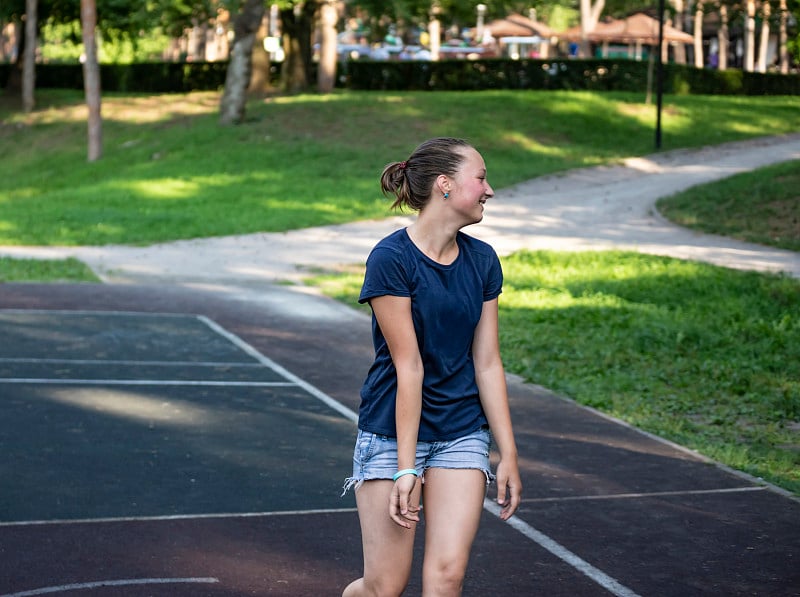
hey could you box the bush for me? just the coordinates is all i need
[3,58,799,95]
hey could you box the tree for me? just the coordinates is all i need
[219,0,264,125]
[717,1,729,69]
[317,0,337,93]
[744,0,756,70]
[80,0,102,161]
[279,1,316,94]
[757,0,771,72]
[579,0,606,56]
[778,0,789,73]
[693,0,705,67]
[22,0,36,112]
[670,0,687,64]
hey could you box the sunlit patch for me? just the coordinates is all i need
[128,178,201,200]
[44,387,216,427]
[498,131,566,156]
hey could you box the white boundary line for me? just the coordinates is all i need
[0,578,219,597]
[520,485,767,503]
[198,315,359,424]
[484,499,641,597]
[0,379,296,387]
[0,507,359,528]
[0,358,264,367]
[0,309,192,317]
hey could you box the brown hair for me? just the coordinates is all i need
[379,137,472,211]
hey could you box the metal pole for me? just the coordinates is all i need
[655,0,665,149]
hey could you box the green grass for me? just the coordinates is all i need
[0,257,100,283]
[1,89,798,246]
[657,160,800,252]
[309,251,800,495]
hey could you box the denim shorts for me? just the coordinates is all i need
[342,426,495,495]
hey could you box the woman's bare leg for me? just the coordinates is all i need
[420,469,486,597]
[343,479,421,597]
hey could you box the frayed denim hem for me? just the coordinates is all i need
[341,476,362,497]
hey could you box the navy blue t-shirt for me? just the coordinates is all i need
[357,228,503,441]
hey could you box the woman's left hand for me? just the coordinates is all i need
[389,475,421,529]
[495,457,522,520]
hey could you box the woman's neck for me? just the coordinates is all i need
[406,220,459,265]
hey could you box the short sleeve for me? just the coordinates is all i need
[484,250,503,302]
[358,246,412,304]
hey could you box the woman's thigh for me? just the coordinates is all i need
[421,468,486,576]
[355,479,421,592]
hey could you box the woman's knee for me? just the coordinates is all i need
[423,556,468,596]
[358,575,410,597]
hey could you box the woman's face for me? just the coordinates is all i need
[449,148,494,224]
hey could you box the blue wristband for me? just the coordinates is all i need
[392,468,419,482]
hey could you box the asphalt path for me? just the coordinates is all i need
[1,281,798,596]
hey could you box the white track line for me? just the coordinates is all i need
[484,499,641,597]
[198,315,359,424]
[0,309,192,317]
[0,358,264,367]
[0,508,359,528]
[0,378,295,386]
[0,578,219,597]
[521,485,767,503]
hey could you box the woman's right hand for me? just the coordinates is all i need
[389,475,421,528]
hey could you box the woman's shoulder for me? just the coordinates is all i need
[373,228,409,252]
[366,229,413,267]
[457,231,498,258]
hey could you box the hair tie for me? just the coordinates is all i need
[399,161,408,170]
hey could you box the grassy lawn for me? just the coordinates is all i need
[657,159,800,252]
[309,251,800,495]
[1,89,798,246]
[0,257,100,282]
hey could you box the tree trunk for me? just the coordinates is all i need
[671,0,687,64]
[718,3,729,69]
[579,0,605,57]
[756,0,771,72]
[778,0,789,73]
[22,0,36,112]
[248,12,271,94]
[280,3,315,94]
[317,0,337,93]
[744,0,756,71]
[80,0,102,162]
[693,0,704,68]
[219,0,265,125]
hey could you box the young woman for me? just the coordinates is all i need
[342,137,521,596]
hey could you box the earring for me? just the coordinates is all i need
[443,192,449,199]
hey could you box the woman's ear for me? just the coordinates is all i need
[435,174,451,197]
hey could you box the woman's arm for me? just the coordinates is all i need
[370,294,424,528]
[473,298,522,520]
